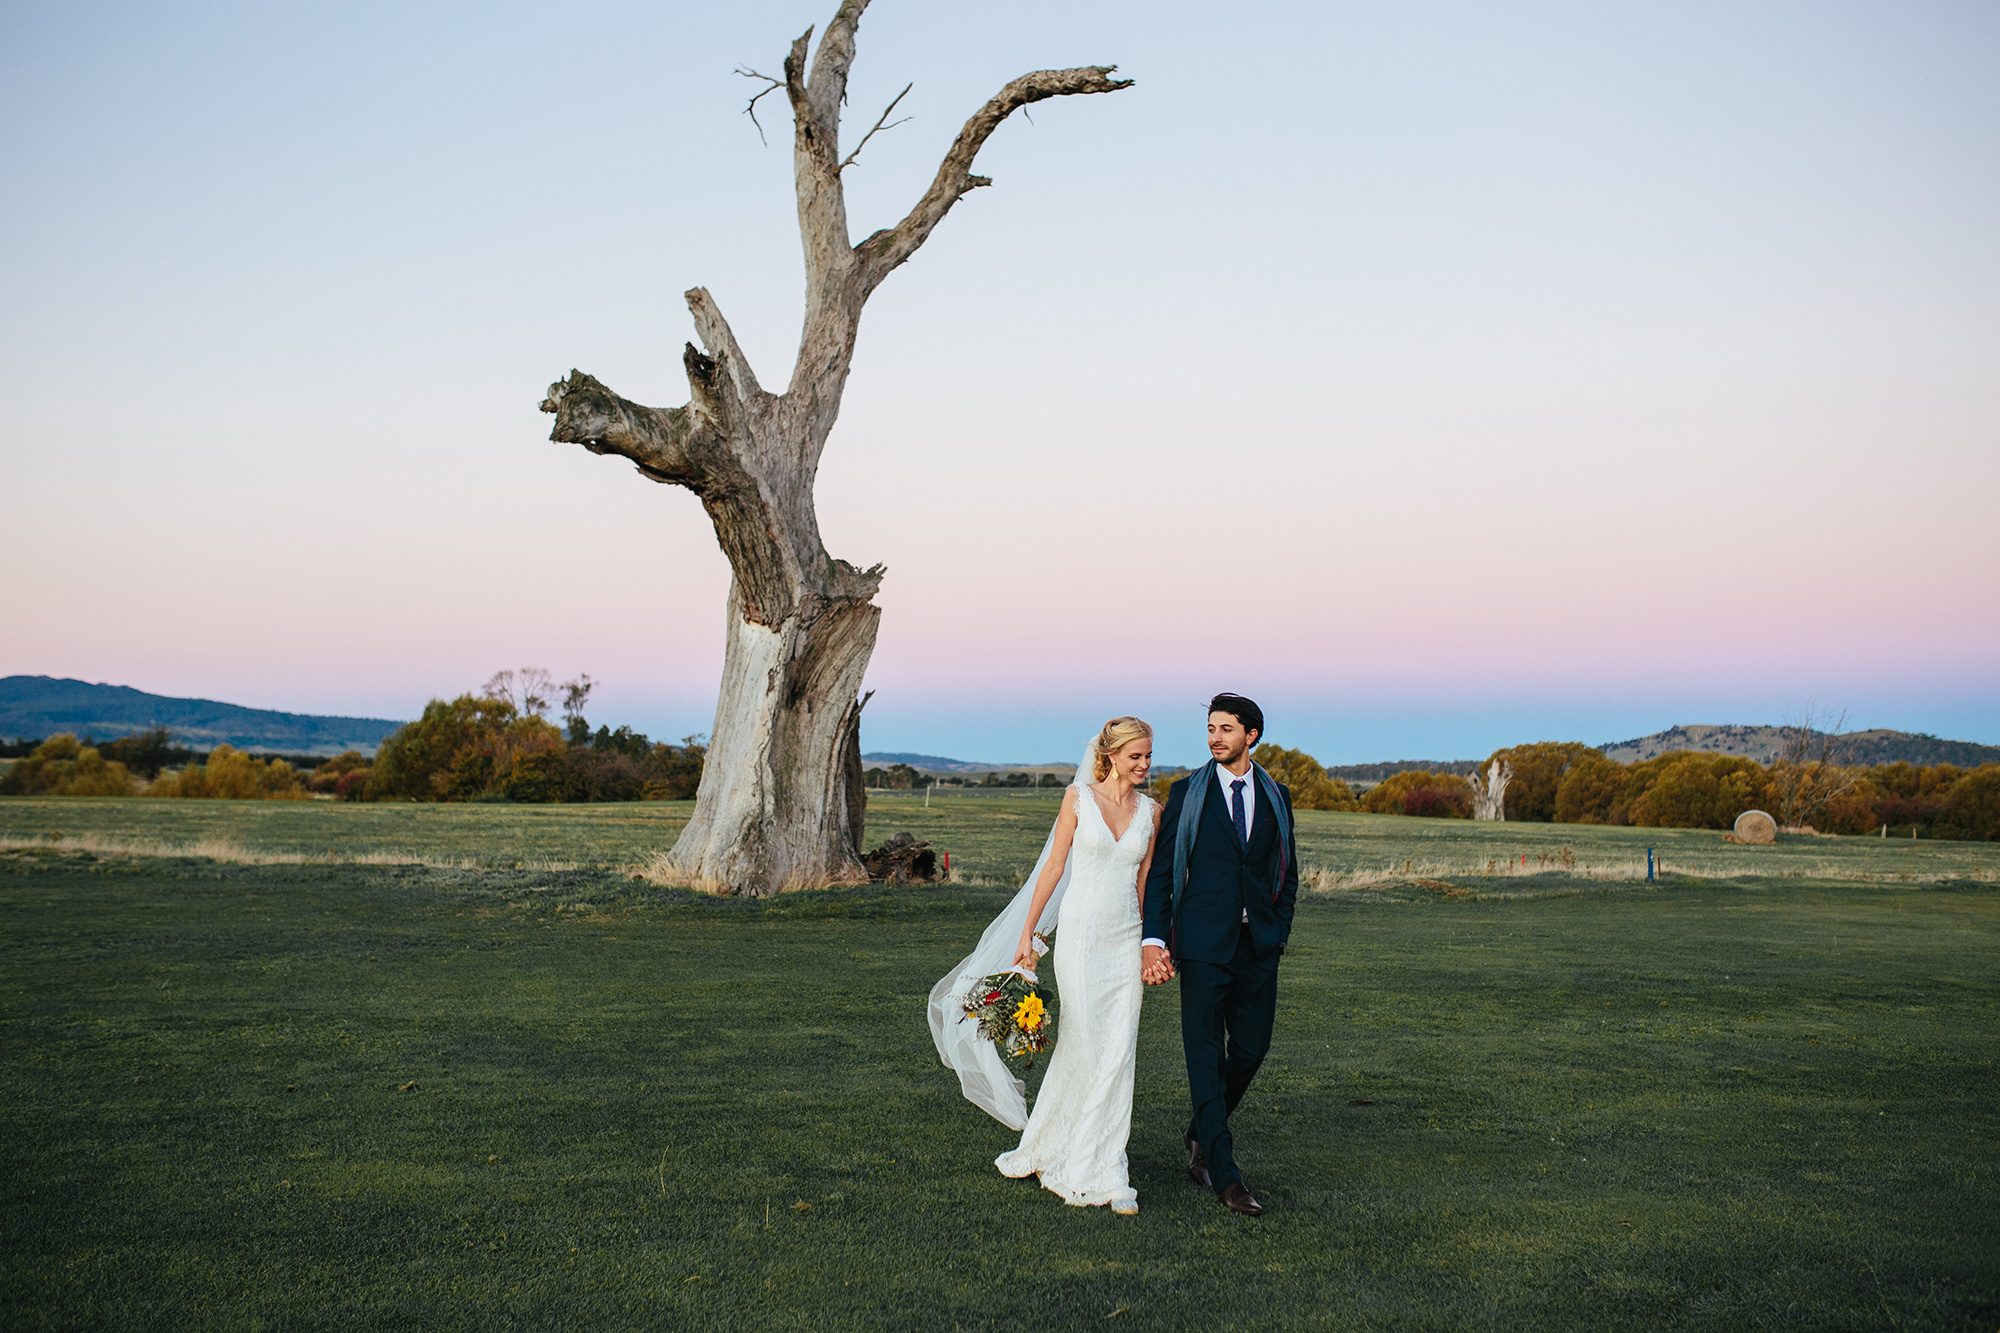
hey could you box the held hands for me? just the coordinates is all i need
[1141,944,1175,986]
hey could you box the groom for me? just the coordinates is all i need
[1141,693,1298,1217]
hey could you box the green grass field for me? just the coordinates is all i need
[2,793,1990,887]
[2,796,1996,1329]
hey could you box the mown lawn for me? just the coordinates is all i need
[2,843,1994,1330]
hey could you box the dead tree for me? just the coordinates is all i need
[539,2,1129,895]
[1469,758,1512,822]
[1772,705,1859,830]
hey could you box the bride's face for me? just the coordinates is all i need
[1110,739,1152,788]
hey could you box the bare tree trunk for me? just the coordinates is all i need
[539,2,1129,895]
[1469,759,1512,821]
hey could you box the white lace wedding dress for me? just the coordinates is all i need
[992,784,1153,1211]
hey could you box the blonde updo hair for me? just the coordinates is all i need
[1089,716,1154,782]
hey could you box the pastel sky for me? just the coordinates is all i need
[4,1,1995,767]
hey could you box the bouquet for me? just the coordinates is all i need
[959,967,1056,1066]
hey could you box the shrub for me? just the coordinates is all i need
[1401,785,1471,819]
[1361,770,1472,819]
[0,734,136,797]
[150,745,307,800]
[308,751,372,799]
[1251,744,1358,811]
[561,748,646,802]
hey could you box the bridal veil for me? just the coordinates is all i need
[925,741,1096,1130]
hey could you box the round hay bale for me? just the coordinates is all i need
[1733,809,1777,845]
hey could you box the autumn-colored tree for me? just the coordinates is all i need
[1768,707,1864,829]
[1626,754,1765,829]
[308,751,372,799]
[441,714,568,803]
[0,734,135,797]
[150,745,308,800]
[1485,741,1598,822]
[368,696,518,800]
[1553,751,1688,825]
[1252,744,1359,812]
[1936,764,2000,841]
[640,739,706,801]
[1868,762,1964,801]
[1552,751,1623,824]
[1815,777,1883,835]
[1361,769,1473,818]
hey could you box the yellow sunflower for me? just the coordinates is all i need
[1013,993,1046,1032]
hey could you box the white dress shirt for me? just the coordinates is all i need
[1142,762,1257,951]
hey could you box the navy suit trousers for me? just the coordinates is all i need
[1179,927,1279,1193]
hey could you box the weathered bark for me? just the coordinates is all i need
[541,2,1129,895]
[1469,759,1512,822]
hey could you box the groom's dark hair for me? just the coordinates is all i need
[1207,692,1264,744]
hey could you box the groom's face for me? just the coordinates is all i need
[1208,712,1258,766]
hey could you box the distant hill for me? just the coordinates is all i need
[1327,759,1484,784]
[862,752,1075,775]
[0,676,405,757]
[1598,724,2000,767]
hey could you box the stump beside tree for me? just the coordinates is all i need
[540,1,1129,895]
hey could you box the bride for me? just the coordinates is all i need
[928,717,1160,1215]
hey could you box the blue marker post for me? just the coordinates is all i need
[1647,848,1656,882]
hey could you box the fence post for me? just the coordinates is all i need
[1647,848,1655,882]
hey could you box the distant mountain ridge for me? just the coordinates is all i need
[0,676,405,757]
[1598,724,2000,767]
[1327,759,1485,782]
[861,752,1074,775]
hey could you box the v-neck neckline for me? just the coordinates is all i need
[1085,784,1141,842]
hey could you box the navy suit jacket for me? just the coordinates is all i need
[1142,770,1299,964]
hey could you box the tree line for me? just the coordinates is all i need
[1325,740,1999,841]
[0,670,705,804]
[6,705,1995,839]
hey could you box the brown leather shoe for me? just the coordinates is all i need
[1185,1134,1211,1189]
[1219,1183,1263,1216]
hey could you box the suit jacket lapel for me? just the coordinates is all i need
[1248,790,1275,852]
[1198,775,1245,861]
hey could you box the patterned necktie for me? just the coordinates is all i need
[1230,778,1248,849]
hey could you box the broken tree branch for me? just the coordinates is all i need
[839,82,912,171]
[736,66,786,146]
[540,368,706,487]
[858,64,1131,292]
